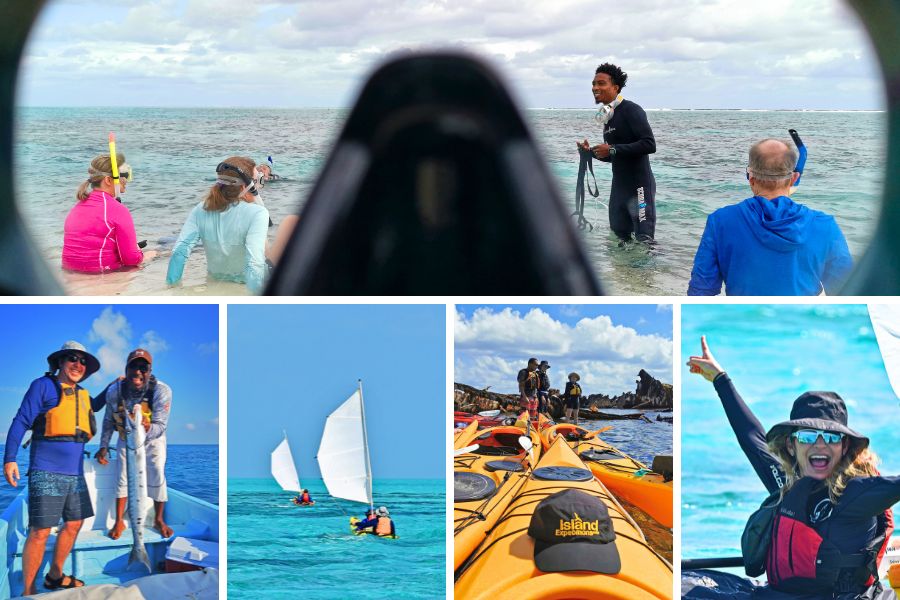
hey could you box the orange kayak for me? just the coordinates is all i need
[540,423,672,528]
[455,437,673,599]
[454,424,541,570]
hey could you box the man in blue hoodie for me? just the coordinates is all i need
[687,138,852,295]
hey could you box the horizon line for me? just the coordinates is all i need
[15,105,887,113]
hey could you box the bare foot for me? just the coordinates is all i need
[108,520,126,540]
[155,520,173,538]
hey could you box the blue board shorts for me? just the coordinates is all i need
[28,470,94,529]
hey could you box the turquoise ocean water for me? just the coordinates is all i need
[228,478,445,599]
[0,444,219,509]
[14,108,885,295]
[681,305,900,561]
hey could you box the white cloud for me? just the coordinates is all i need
[18,0,882,109]
[194,342,218,356]
[88,307,132,380]
[185,423,196,431]
[86,307,170,381]
[455,307,671,395]
[139,331,169,357]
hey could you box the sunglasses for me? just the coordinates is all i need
[128,362,150,373]
[791,429,845,445]
[63,354,87,366]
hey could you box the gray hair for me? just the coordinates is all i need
[748,139,797,185]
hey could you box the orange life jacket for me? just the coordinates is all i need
[33,377,95,442]
[375,516,393,536]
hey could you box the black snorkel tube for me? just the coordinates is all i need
[789,129,807,190]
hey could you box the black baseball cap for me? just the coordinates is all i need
[527,489,621,574]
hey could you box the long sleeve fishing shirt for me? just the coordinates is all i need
[96,378,172,449]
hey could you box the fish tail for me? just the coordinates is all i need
[128,544,152,573]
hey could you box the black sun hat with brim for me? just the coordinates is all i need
[764,391,868,448]
[527,488,621,574]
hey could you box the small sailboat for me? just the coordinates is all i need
[317,380,397,538]
[271,432,313,506]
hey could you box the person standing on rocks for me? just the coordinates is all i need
[517,358,540,419]
[563,372,582,422]
[537,361,551,416]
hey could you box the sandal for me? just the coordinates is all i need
[44,573,84,589]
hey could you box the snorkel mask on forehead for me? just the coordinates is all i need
[215,162,259,197]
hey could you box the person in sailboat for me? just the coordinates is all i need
[292,489,314,506]
[94,348,175,539]
[355,506,396,537]
[3,341,103,593]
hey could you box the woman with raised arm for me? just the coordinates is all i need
[685,336,898,599]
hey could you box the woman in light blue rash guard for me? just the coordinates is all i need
[166,157,269,293]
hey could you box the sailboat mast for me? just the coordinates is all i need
[358,379,375,513]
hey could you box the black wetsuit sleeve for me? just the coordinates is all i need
[839,476,900,519]
[713,374,785,493]
[612,103,656,158]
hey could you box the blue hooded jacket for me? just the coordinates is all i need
[688,196,852,296]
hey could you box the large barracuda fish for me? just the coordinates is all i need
[125,403,151,572]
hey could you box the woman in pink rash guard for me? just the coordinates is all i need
[62,153,146,273]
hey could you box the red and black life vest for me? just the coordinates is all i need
[746,477,892,596]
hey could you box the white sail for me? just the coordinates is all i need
[869,304,900,400]
[271,435,301,493]
[316,388,373,506]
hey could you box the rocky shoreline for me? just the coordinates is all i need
[455,369,673,420]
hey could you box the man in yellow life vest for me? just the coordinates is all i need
[3,341,102,594]
[93,349,174,539]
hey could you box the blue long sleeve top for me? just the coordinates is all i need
[688,195,853,296]
[166,201,269,294]
[3,376,103,476]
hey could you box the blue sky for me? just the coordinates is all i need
[455,304,672,395]
[0,304,219,446]
[16,0,883,110]
[227,305,445,479]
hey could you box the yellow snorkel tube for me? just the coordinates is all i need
[108,132,121,198]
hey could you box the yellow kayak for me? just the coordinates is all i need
[454,424,541,570]
[541,423,673,528]
[454,420,480,449]
[455,437,672,599]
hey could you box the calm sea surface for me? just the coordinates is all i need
[577,409,673,467]
[681,305,900,560]
[14,108,885,295]
[0,444,219,509]
[228,478,445,599]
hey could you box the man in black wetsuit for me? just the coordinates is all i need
[578,63,657,243]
